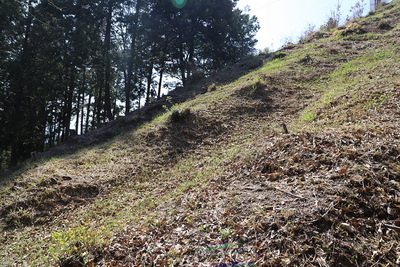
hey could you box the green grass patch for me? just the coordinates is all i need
[300,110,317,122]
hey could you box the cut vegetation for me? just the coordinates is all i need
[1,1,400,266]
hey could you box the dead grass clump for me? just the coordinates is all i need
[58,254,85,267]
[327,48,340,55]
[61,184,100,198]
[272,52,286,59]
[334,22,367,37]
[378,21,393,30]
[300,30,329,43]
[299,55,314,65]
[207,83,217,92]
[236,79,269,100]
[169,108,192,123]
[237,56,264,70]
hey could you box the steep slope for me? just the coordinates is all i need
[1,1,400,266]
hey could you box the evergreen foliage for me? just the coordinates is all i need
[0,0,259,168]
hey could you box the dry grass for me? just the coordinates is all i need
[1,1,400,265]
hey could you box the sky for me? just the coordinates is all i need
[236,0,378,51]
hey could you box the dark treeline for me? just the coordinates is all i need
[0,0,259,168]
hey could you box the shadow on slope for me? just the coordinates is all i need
[37,55,268,162]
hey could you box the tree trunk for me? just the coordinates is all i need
[96,73,103,126]
[64,68,75,140]
[177,31,186,86]
[157,66,164,99]
[125,0,142,115]
[75,82,81,133]
[85,93,92,133]
[10,135,19,167]
[104,3,113,121]
[9,0,33,166]
[146,62,154,105]
[80,66,86,134]
[187,27,195,81]
[49,121,55,148]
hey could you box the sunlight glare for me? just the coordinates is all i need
[172,0,187,8]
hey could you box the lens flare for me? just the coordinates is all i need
[172,0,187,8]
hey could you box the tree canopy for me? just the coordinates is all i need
[0,0,259,168]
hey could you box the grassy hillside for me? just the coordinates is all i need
[1,1,400,266]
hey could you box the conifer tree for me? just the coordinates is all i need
[0,0,259,168]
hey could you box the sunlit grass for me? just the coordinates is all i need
[2,2,400,264]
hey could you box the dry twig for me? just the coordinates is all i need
[382,223,400,231]
[263,182,305,199]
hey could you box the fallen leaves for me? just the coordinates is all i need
[2,3,400,265]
